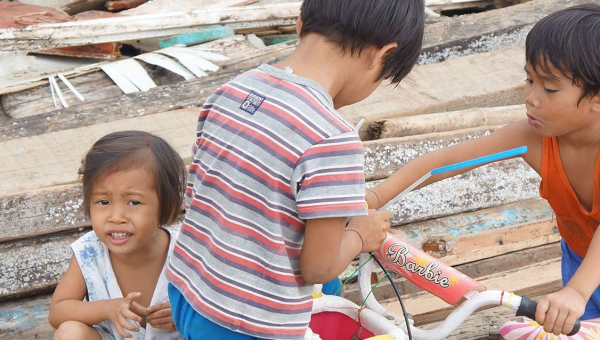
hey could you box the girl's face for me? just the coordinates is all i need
[89,168,161,256]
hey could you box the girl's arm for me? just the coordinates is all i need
[367,119,542,209]
[49,255,144,338]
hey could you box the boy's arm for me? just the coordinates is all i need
[300,210,391,284]
[49,255,144,336]
[367,120,542,209]
[536,231,600,335]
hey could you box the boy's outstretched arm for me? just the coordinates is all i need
[536,231,600,335]
[367,120,542,209]
[49,255,147,338]
[300,210,392,284]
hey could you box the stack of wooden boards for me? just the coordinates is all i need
[1,0,595,338]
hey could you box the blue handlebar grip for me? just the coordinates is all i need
[430,146,528,175]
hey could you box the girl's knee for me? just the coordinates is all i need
[53,321,100,340]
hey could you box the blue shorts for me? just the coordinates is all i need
[561,239,600,320]
[168,277,342,339]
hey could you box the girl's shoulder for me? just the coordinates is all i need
[70,230,107,270]
[71,230,102,251]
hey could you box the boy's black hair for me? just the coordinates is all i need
[299,0,425,85]
[79,131,187,226]
[526,4,600,102]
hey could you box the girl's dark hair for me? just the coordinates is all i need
[79,131,187,226]
[526,4,600,102]
[299,0,425,85]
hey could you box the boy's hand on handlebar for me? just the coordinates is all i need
[536,286,585,336]
[348,209,391,253]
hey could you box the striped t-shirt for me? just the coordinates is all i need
[167,64,367,339]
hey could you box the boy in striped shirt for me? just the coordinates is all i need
[167,1,426,339]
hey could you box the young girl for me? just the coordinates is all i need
[49,131,186,340]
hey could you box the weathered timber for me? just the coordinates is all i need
[340,46,526,140]
[0,185,85,243]
[364,127,540,225]
[0,3,302,51]
[0,229,86,301]
[1,36,297,119]
[0,108,199,196]
[382,258,562,326]
[364,126,501,181]
[0,245,559,340]
[4,0,586,136]
[0,17,539,139]
[369,159,540,227]
[2,125,539,242]
[390,198,555,257]
[0,198,553,301]
[420,0,600,65]
[0,294,54,340]
[371,105,525,140]
[0,39,297,142]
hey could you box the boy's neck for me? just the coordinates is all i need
[273,34,362,109]
[558,120,600,150]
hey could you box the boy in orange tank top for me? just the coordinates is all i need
[364,4,600,337]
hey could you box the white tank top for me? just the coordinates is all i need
[71,229,182,340]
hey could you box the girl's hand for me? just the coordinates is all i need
[106,292,145,338]
[536,286,586,335]
[147,301,176,331]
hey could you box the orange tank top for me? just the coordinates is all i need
[540,136,600,258]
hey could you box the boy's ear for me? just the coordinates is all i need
[296,15,303,36]
[591,94,600,113]
[369,43,398,70]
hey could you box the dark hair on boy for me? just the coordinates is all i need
[299,0,425,85]
[526,3,600,102]
[79,130,187,226]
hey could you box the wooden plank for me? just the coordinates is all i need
[381,258,562,326]
[0,199,553,300]
[365,127,541,225]
[0,294,54,340]
[364,126,502,181]
[340,46,526,140]
[420,0,600,64]
[157,26,235,48]
[0,108,199,196]
[1,3,549,135]
[389,199,555,256]
[0,249,558,340]
[1,125,540,244]
[0,3,303,51]
[0,184,86,243]
[0,38,297,135]
[0,229,86,301]
[1,124,540,243]
[372,105,525,139]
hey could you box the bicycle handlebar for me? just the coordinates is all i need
[516,296,581,336]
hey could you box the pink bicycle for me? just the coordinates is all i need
[308,147,596,340]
